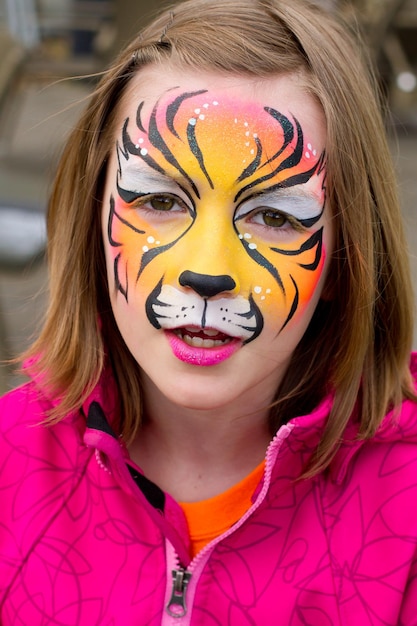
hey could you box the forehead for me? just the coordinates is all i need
[115,65,326,150]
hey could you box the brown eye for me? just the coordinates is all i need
[262,211,287,228]
[150,196,175,211]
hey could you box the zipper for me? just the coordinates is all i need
[162,423,294,623]
[166,568,192,617]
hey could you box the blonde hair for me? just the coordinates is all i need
[26,0,416,473]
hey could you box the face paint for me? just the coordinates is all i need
[107,87,326,367]
[102,68,331,412]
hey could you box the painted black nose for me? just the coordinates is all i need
[179,271,236,298]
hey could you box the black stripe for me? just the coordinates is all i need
[148,102,200,199]
[187,120,214,189]
[166,89,208,138]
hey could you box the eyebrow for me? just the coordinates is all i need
[244,187,323,209]
[117,161,199,210]
[118,164,182,192]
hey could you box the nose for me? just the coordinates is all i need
[179,270,236,299]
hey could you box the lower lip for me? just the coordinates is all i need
[165,331,242,366]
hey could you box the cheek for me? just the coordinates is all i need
[109,199,162,255]
[249,237,327,327]
[105,195,192,295]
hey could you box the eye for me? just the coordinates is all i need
[234,203,307,244]
[149,195,181,211]
[251,210,288,229]
[247,208,300,232]
[235,193,322,236]
[133,192,190,216]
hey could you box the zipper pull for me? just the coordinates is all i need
[166,568,192,618]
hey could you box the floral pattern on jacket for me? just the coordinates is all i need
[1,357,417,625]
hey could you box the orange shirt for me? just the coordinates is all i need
[179,460,265,559]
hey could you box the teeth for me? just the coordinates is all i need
[200,328,220,337]
[180,333,231,348]
[183,326,219,337]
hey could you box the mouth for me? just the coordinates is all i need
[173,326,234,349]
[165,326,241,366]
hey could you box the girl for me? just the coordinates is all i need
[1,0,417,623]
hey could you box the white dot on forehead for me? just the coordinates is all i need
[199,114,205,120]
[212,101,219,106]
[147,236,155,244]
[189,118,197,126]
[254,286,262,294]
[248,243,257,250]
[305,151,310,159]
[194,108,201,114]
[243,233,252,239]
[142,245,149,252]
[203,103,209,109]
[307,143,312,150]
[140,148,148,156]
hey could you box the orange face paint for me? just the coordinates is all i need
[107,88,327,345]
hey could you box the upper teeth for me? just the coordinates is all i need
[182,335,229,348]
[177,328,231,348]
[183,326,219,337]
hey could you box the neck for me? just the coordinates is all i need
[128,375,272,502]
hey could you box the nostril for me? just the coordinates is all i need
[179,270,236,299]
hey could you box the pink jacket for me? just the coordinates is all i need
[1,357,417,625]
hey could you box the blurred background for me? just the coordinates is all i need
[0,0,416,393]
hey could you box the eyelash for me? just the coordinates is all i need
[133,193,189,216]
[131,193,306,236]
[239,208,306,233]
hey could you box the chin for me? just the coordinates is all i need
[164,386,237,412]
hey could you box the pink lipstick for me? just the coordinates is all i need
[165,329,241,366]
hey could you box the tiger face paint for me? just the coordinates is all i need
[102,68,332,412]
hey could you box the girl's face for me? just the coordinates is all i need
[102,66,333,413]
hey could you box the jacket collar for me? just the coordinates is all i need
[53,352,417,490]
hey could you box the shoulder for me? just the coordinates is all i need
[0,384,97,603]
[0,382,91,542]
[0,380,51,429]
[330,384,417,486]
[323,398,417,559]
[0,381,85,465]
